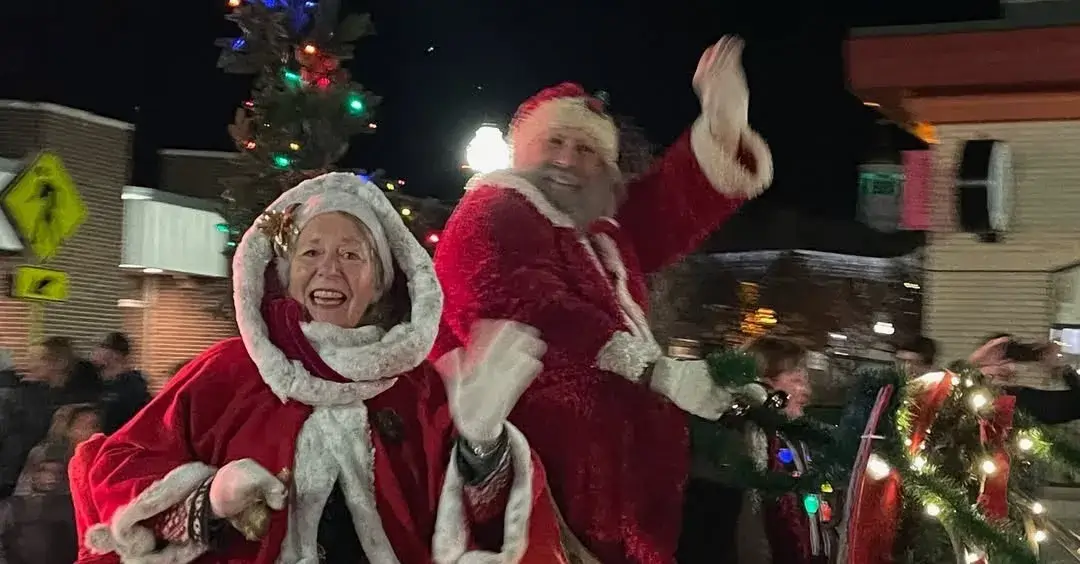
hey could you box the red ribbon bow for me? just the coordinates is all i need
[977,394,1016,520]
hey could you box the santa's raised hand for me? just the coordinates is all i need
[693,35,750,144]
[436,320,546,444]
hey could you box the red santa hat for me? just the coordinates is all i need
[510,82,619,169]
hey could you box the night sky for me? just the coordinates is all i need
[1,0,999,219]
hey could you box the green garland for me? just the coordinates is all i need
[700,347,1080,562]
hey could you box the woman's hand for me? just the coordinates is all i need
[436,320,547,444]
[208,459,287,519]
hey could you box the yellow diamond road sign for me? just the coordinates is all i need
[0,152,87,261]
[10,265,70,302]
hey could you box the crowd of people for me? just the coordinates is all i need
[0,333,150,563]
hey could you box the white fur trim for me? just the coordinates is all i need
[432,424,534,564]
[511,97,618,168]
[597,331,660,382]
[464,173,664,383]
[84,462,215,564]
[689,116,773,199]
[464,171,576,229]
[276,403,404,564]
[231,172,444,407]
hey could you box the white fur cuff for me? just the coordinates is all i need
[596,331,662,383]
[432,423,534,564]
[689,116,773,199]
[84,462,216,564]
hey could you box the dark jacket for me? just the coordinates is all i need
[1004,366,1080,425]
[98,370,150,434]
[0,383,62,498]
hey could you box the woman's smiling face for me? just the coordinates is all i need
[287,212,380,328]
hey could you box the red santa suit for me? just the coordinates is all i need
[432,83,774,563]
[69,173,568,564]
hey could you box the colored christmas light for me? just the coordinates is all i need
[820,482,833,493]
[283,70,302,85]
[803,495,820,515]
[302,44,318,55]
[777,448,794,464]
[227,0,241,7]
[272,154,291,168]
[232,38,246,51]
[426,232,441,244]
[346,94,365,114]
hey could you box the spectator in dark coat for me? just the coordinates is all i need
[0,350,17,389]
[0,338,84,498]
[90,332,150,434]
[0,441,78,564]
[970,334,1080,425]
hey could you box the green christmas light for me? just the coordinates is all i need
[346,94,364,115]
[272,154,292,168]
[215,222,230,233]
[283,70,302,85]
[803,494,820,515]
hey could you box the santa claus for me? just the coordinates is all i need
[67,173,569,563]
[432,37,775,563]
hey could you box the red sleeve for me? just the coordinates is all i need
[616,120,773,273]
[74,346,236,563]
[434,186,622,372]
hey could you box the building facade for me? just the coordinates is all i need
[847,6,1080,378]
[0,106,238,390]
[0,102,132,366]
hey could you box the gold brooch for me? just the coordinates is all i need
[257,203,301,257]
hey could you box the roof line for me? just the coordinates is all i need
[0,100,133,130]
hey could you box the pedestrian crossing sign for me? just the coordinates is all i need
[0,152,87,261]
[10,265,69,302]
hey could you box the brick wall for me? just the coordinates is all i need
[0,102,132,365]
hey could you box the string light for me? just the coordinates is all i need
[1032,501,1045,515]
[289,142,300,151]
[970,392,989,410]
[979,459,997,475]
[911,455,927,471]
[244,140,256,150]
[368,123,378,129]
[1018,435,1035,452]
[1033,529,1048,543]
[302,44,318,55]
[385,182,395,191]
[400,207,412,217]
[925,503,942,517]
[227,0,241,7]
[866,454,891,480]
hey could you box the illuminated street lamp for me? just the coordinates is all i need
[465,124,510,174]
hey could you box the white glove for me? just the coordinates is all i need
[650,357,770,420]
[436,320,547,444]
[692,36,750,143]
[209,458,288,519]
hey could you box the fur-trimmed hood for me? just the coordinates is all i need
[231,172,443,407]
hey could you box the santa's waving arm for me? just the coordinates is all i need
[616,36,773,273]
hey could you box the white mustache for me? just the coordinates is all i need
[543,169,582,187]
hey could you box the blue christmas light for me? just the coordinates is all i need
[303,0,316,7]
[777,448,794,464]
[356,173,370,183]
[231,38,246,51]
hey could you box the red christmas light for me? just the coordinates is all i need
[425,232,441,244]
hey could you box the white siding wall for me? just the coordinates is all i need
[926,121,1080,383]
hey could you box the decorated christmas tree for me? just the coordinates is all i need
[215,0,380,246]
[210,0,442,315]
